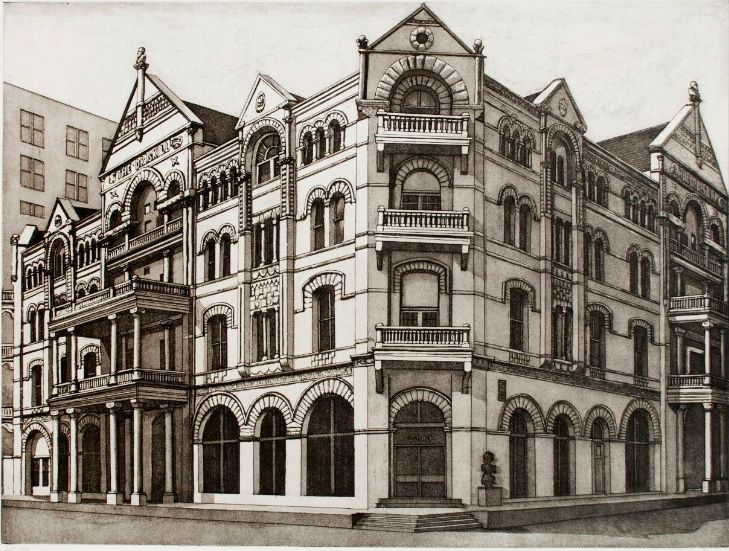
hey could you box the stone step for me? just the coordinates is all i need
[354,511,483,532]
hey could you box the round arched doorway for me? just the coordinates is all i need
[392,400,446,498]
[626,410,651,492]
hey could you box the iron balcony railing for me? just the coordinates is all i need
[108,217,183,259]
[669,294,728,317]
[377,207,470,231]
[669,240,723,276]
[54,278,190,316]
[669,374,729,391]
[377,111,469,136]
[375,325,470,347]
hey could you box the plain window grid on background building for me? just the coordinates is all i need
[20,109,44,147]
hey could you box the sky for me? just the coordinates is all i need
[3,0,728,178]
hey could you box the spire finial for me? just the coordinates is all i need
[688,80,701,104]
[134,46,148,71]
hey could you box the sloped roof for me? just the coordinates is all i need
[184,101,238,145]
[598,123,668,173]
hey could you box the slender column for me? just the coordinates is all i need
[675,328,686,375]
[721,330,727,380]
[123,264,131,281]
[674,267,683,295]
[163,324,171,371]
[162,406,175,503]
[702,321,713,376]
[67,409,81,502]
[124,415,132,500]
[68,327,78,392]
[703,402,714,493]
[50,411,63,502]
[272,220,279,263]
[131,308,142,379]
[130,400,146,505]
[676,405,686,493]
[44,312,53,399]
[106,403,123,504]
[49,332,57,396]
[109,314,118,384]
[162,250,171,283]
[262,312,270,360]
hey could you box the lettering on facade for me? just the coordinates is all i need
[106,134,184,186]
[666,158,726,210]
[675,123,720,170]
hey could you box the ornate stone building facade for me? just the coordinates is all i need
[5,5,727,508]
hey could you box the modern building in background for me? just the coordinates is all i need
[4,5,728,513]
[2,82,115,489]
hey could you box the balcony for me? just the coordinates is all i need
[668,374,728,403]
[108,217,183,260]
[52,369,188,407]
[376,325,470,348]
[375,207,472,270]
[669,294,728,324]
[670,240,723,276]
[50,277,191,331]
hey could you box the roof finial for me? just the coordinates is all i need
[356,35,368,50]
[473,39,484,54]
[134,46,148,71]
[688,80,701,104]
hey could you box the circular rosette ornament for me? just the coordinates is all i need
[410,26,434,51]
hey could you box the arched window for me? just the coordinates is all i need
[59,355,69,384]
[202,407,240,493]
[305,395,354,496]
[710,224,723,246]
[587,173,595,202]
[76,288,86,299]
[167,180,181,199]
[509,289,528,351]
[553,414,573,496]
[329,194,345,246]
[583,233,593,278]
[647,204,655,232]
[329,120,343,153]
[500,128,510,157]
[205,239,216,282]
[31,364,42,407]
[302,132,314,165]
[36,309,44,341]
[628,252,639,294]
[28,432,49,494]
[594,239,605,282]
[503,196,516,246]
[315,127,326,160]
[82,351,97,379]
[255,133,281,185]
[88,283,98,294]
[57,434,69,492]
[633,326,649,382]
[257,409,286,495]
[523,135,533,167]
[311,199,326,251]
[589,311,606,369]
[314,287,336,352]
[77,246,85,269]
[130,182,160,237]
[509,409,531,498]
[591,419,608,494]
[402,88,439,115]
[401,271,439,327]
[207,314,227,371]
[219,172,229,202]
[50,241,66,279]
[24,269,32,290]
[639,201,646,227]
[109,210,122,231]
[253,309,277,361]
[623,191,632,219]
[210,176,219,206]
[81,425,101,493]
[220,234,231,277]
[510,131,520,162]
[640,257,651,298]
[393,400,446,498]
[401,170,441,211]
[631,197,640,224]
[626,410,651,492]
[518,204,531,252]
[28,310,37,343]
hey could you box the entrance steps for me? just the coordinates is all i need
[354,511,482,532]
[376,497,464,508]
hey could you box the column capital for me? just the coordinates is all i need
[159,403,171,411]
[65,407,78,417]
[130,307,144,317]
[703,402,714,411]
[50,409,62,418]
[49,331,57,339]
[675,327,687,336]
[66,326,76,334]
[106,401,121,411]
[130,399,144,409]
[673,266,684,274]
[677,404,688,412]
[702,321,714,330]
[108,313,117,321]
[162,249,171,258]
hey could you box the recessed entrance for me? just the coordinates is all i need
[393,400,446,498]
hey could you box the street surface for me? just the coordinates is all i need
[2,501,727,547]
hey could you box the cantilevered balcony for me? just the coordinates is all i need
[50,277,190,331]
[374,207,472,269]
[669,294,728,325]
[670,240,723,277]
[107,217,182,261]
[667,374,728,405]
[375,325,471,349]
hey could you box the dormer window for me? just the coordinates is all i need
[255,133,281,185]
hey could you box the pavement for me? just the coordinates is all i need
[2,500,728,547]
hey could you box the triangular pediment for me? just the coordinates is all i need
[236,74,298,129]
[530,79,587,131]
[368,4,474,55]
[44,199,79,233]
[650,102,724,191]
[102,73,201,174]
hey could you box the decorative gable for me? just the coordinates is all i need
[530,79,587,132]
[44,199,78,234]
[236,74,298,129]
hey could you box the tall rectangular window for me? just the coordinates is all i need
[633,326,648,379]
[509,290,527,351]
[102,137,112,159]
[315,287,336,352]
[65,170,88,203]
[20,155,45,191]
[19,201,45,218]
[20,110,44,147]
[66,126,89,160]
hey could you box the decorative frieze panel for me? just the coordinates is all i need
[665,157,726,211]
[552,274,572,307]
[195,365,352,395]
[583,149,657,202]
[251,277,279,310]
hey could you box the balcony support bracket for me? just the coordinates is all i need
[460,245,470,271]
[375,361,384,394]
[376,242,384,271]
